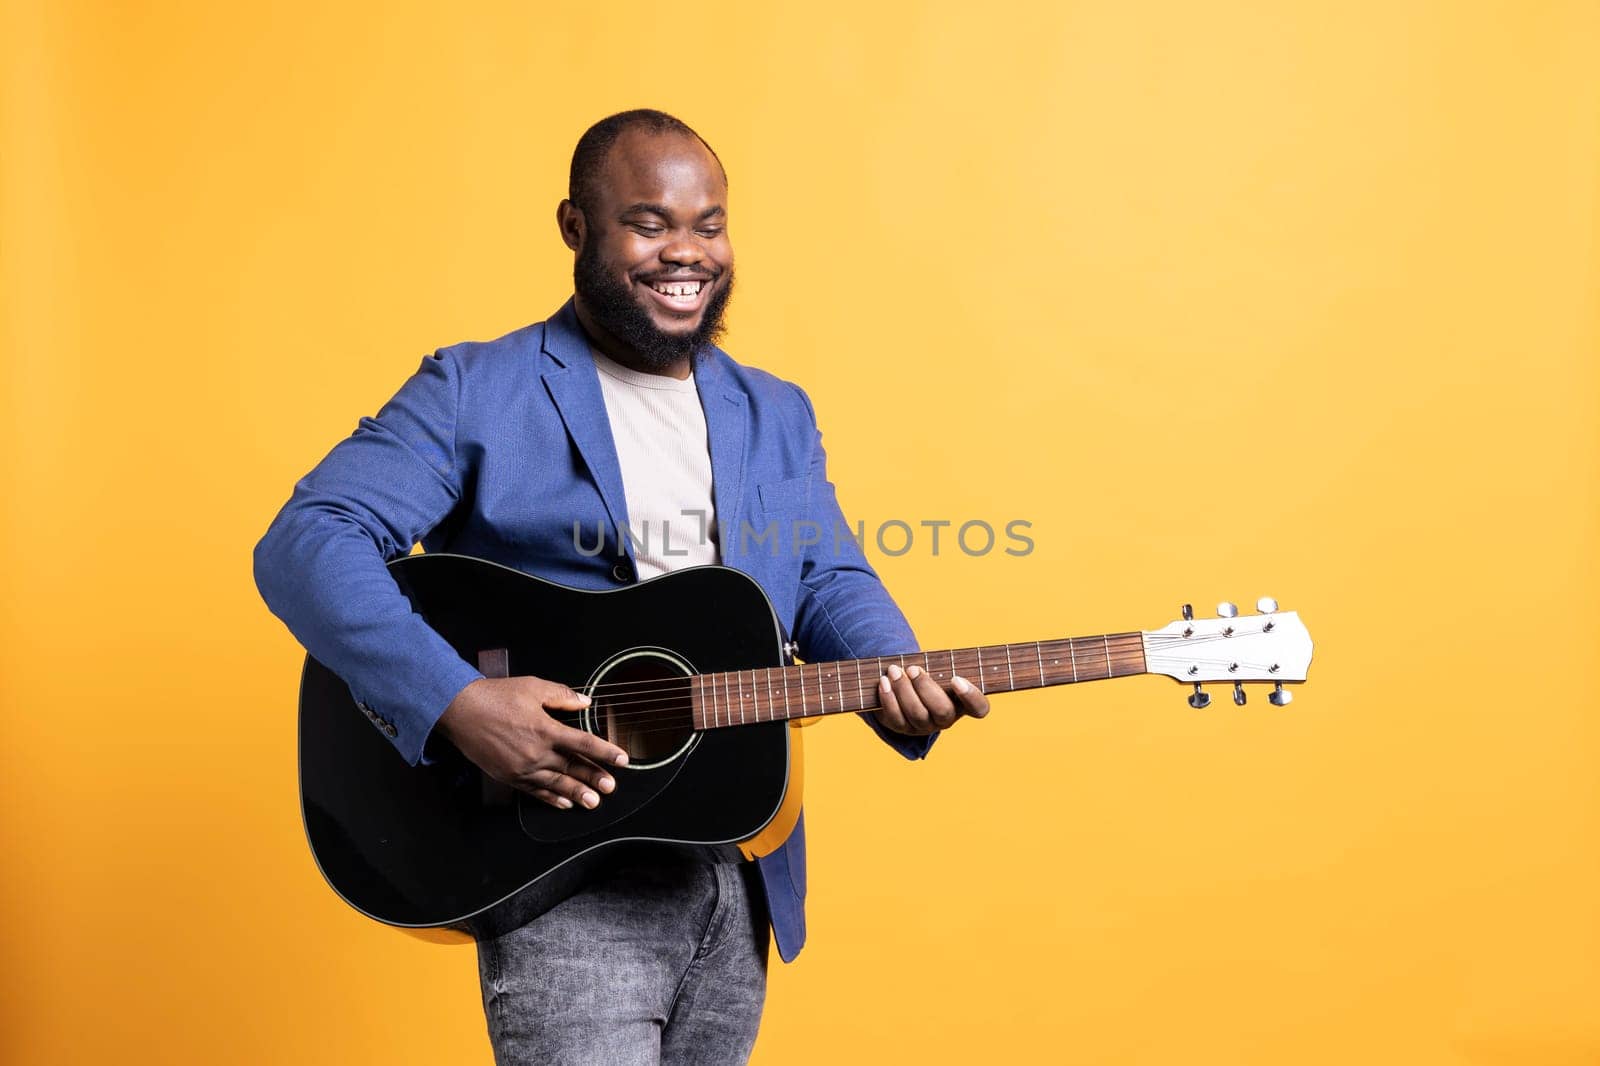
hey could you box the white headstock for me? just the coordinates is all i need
[1142,598,1313,706]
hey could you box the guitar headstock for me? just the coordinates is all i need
[1142,598,1313,707]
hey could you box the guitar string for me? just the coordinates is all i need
[549,656,1154,727]
[552,638,1147,707]
[511,634,1246,724]
[505,633,1228,717]
[577,662,1290,743]
[572,666,1279,735]
[487,628,1254,700]
[513,634,1159,698]
[451,631,1264,729]
[517,653,1278,741]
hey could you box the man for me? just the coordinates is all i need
[254,109,990,1064]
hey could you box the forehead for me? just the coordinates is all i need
[594,129,726,213]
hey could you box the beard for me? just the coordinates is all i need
[574,241,735,371]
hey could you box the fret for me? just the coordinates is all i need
[741,633,1143,726]
[723,670,735,726]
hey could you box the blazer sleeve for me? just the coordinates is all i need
[786,384,937,762]
[252,350,485,766]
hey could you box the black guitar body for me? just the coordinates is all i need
[298,554,793,940]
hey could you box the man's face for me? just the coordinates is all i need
[569,129,735,370]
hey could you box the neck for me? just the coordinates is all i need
[690,633,1148,729]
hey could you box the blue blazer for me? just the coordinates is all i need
[254,298,934,962]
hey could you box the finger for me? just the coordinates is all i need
[530,787,574,811]
[541,682,594,713]
[876,670,910,733]
[558,752,618,795]
[951,675,990,718]
[525,767,602,809]
[907,665,960,729]
[888,664,932,734]
[548,717,630,769]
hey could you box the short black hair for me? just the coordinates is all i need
[568,109,725,216]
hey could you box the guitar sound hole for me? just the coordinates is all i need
[583,649,698,770]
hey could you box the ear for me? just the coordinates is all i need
[556,200,584,253]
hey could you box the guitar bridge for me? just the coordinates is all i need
[476,648,515,807]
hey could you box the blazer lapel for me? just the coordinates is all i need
[540,299,750,567]
[540,301,631,554]
[694,352,749,562]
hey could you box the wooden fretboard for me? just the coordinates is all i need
[691,635,1147,728]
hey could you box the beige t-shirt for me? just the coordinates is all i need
[590,348,720,579]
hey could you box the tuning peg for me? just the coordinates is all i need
[1188,683,1211,709]
[1256,597,1278,614]
[1233,682,1247,706]
[1217,602,1238,618]
[1269,683,1293,707]
[1181,603,1193,621]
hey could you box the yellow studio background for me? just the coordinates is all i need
[3,1,1596,1063]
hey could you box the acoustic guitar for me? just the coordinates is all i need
[298,553,1314,942]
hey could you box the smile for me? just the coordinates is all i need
[643,277,710,313]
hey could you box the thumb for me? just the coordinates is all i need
[542,682,592,712]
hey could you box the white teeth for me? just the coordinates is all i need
[652,281,702,297]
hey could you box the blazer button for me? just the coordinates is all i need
[383,723,398,738]
[611,559,634,583]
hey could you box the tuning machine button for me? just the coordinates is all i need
[1269,683,1293,707]
[1188,683,1211,709]
[1233,682,1247,706]
[1181,604,1193,621]
[1218,602,1238,618]
[1256,597,1278,614]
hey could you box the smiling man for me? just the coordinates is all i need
[254,109,989,1064]
[564,120,735,375]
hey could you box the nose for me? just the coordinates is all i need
[660,234,706,267]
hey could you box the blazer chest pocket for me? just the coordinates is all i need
[757,475,810,516]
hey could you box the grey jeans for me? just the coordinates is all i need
[475,854,770,1065]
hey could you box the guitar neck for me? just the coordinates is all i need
[690,634,1147,729]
